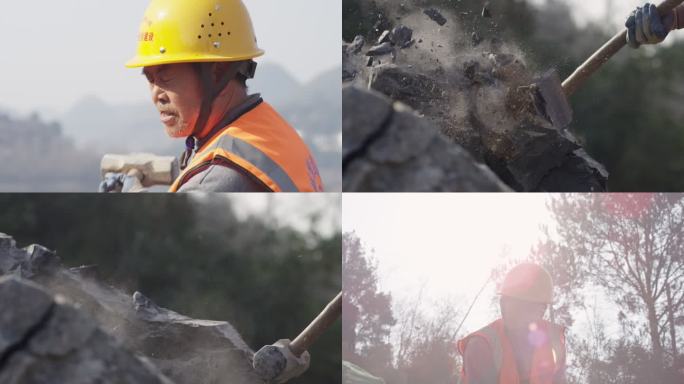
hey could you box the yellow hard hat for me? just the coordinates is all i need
[499,263,553,304]
[126,0,265,68]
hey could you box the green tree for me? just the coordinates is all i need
[342,231,396,378]
[548,194,684,380]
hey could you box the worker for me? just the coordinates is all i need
[625,2,684,48]
[107,0,323,192]
[458,263,566,384]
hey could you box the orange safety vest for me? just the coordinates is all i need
[169,101,324,192]
[457,319,565,384]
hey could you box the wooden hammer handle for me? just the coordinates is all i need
[289,292,342,357]
[562,0,684,96]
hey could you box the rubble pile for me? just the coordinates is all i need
[343,2,608,192]
[0,233,263,384]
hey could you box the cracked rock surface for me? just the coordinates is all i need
[343,86,510,192]
[0,234,263,384]
[0,276,172,384]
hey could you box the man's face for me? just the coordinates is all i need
[500,296,548,332]
[143,64,202,138]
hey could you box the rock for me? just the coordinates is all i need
[342,85,394,160]
[367,42,394,57]
[343,86,511,192]
[0,276,173,384]
[390,25,413,48]
[0,233,60,278]
[131,291,258,384]
[369,64,444,113]
[482,2,492,18]
[482,122,581,191]
[0,275,53,354]
[471,31,482,46]
[424,8,447,26]
[537,148,609,192]
[377,30,391,44]
[0,235,264,384]
[346,35,365,54]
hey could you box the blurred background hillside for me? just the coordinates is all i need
[0,194,341,384]
[0,0,341,191]
[343,0,684,191]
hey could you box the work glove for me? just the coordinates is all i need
[626,3,676,48]
[98,169,146,193]
[255,339,310,383]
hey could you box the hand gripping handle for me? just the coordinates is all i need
[562,0,684,96]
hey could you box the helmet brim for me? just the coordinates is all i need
[125,50,265,68]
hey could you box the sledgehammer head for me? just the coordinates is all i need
[100,153,179,187]
[253,345,287,381]
[532,70,573,129]
[253,339,310,383]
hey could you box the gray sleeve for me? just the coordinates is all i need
[176,163,271,192]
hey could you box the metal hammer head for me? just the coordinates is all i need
[252,339,310,384]
[532,69,573,129]
[100,153,179,187]
[253,345,288,382]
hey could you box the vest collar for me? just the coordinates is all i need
[195,94,263,151]
[180,94,263,170]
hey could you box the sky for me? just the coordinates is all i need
[342,193,621,339]
[221,194,341,237]
[530,0,645,27]
[0,0,342,115]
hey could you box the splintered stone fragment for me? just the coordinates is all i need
[472,31,482,46]
[390,25,413,48]
[424,8,447,26]
[482,2,492,18]
[377,30,391,44]
[367,42,394,57]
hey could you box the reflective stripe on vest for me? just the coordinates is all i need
[204,134,298,192]
[169,102,324,192]
[459,319,564,384]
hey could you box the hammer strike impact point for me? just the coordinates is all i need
[252,292,343,383]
